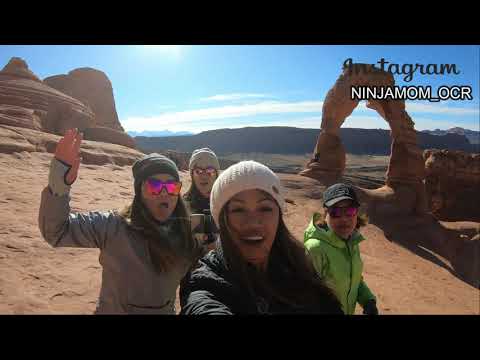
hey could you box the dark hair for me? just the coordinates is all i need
[218,204,341,312]
[183,181,205,210]
[119,193,201,273]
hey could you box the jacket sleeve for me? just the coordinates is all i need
[180,290,234,315]
[357,276,376,307]
[304,239,328,278]
[179,263,235,315]
[38,186,116,249]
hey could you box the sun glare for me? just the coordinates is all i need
[143,45,182,55]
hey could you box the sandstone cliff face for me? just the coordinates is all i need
[83,126,136,149]
[0,57,41,82]
[0,57,139,162]
[424,149,480,222]
[0,58,95,134]
[0,125,143,166]
[44,68,123,131]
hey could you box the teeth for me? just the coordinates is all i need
[244,236,263,241]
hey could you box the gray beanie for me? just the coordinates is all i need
[210,160,285,227]
[132,153,180,194]
[189,148,220,171]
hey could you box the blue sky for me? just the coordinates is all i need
[1,45,479,133]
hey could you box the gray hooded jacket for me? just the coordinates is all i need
[38,158,192,314]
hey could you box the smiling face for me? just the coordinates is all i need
[141,174,180,223]
[325,199,358,240]
[225,189,280,270]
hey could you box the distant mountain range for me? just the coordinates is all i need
[421,127,479,144]
[127,130,194,137]
[133,126,479,155]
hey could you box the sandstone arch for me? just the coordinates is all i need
[300,63,427,215]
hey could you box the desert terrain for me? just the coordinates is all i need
[1,55,478,315]
[0,151,478,314]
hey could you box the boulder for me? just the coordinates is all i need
[424,149,480,222]
[44,68,123,131]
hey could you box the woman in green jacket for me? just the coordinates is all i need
[304,183,378,315]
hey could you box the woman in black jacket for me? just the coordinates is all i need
[180,160,343,315]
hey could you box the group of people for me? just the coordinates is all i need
[38,128,378,315]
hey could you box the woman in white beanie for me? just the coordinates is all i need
[179,160,343,314]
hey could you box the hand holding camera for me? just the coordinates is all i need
[190,210,219,247]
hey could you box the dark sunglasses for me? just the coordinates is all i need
[327,206,358,218]
[145,178,182,196]
[193,167,216,176]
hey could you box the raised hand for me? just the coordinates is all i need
[54,128,83,185]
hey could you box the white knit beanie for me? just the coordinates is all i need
[189,148,220,171]
[210,160,285,227]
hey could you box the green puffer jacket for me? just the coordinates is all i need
[304,213,376,314]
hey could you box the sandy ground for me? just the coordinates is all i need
[0,152,478,314]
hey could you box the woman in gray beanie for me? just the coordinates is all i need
[179,160,343,314]
[182,148,220,253]
[38,129,201,314]
[183,148,220,214]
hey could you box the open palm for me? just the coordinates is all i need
[54,128,83,185]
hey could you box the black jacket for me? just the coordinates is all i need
[179,244,344,315]
[183,191,210,215]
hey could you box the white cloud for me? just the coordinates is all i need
[200,93,271,102]
[121,100,324,132]
[121,98,478,133]
[355,100,479,115]
[406,102,479,115]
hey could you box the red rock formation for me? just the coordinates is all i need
[304,131,346,186]
[43,101,95,135]
[44,68,123,131]
[0,57,95,133]
[301,63,427,215]
[0,57,41,82]
[0,125,143,166]
[0,105,43,131]
[424,149,480,222]
[83,126,136,149]
[0,57,138,159]
[166,150,189,170]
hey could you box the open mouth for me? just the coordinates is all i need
[158,202,169,209]
[240,236,264,244]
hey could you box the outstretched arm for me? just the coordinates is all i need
[38,128,115,249]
